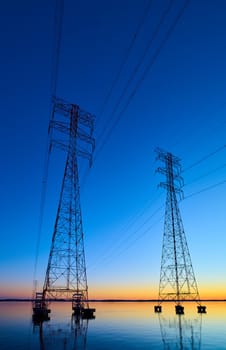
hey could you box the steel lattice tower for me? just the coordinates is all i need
[154,148,206,314]
[33,97,95,321]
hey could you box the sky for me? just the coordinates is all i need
[1,0,226,299]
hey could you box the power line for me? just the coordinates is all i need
[89,176,226,273]
[94,0,190,162]
[96,0,153,128]
[89,204,164,272]
[89,214,163,273]
[185,163,226,187]
[88,162,226,273]
[33,145,51,285]
[89,153,226,272]
[81,1,187,186]
[118,191,164,235]
[51,0,65,99]
[89,174,226,273]
[183,144,226,173]
[184,179,226,200]
[96,0,174,146]
[33,0,65,292]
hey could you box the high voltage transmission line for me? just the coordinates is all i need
[182,144,226,173]
[88,204,164,272]
[91,141,226,266]
[32,0,226,310]
[185,163,226,186]
[51,0,64,98]
[96,0,174,140]
[33,0,65,293]
[87,144,226,273]
[33,0,97,322]
[94,0,190,162]
[33,0,163,287]
[184,179,226,200]
[88,172,226,274]
[80,0,190,188]
[88,173,226,273]
[89,214,164,273]
[96,0,153,127]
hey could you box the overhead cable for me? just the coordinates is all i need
[94,0,190,162]
[33,0,65,292]
[183,144,226,173]
[97,0,174,143]
[184,179,226,200]
[97,0,153,126]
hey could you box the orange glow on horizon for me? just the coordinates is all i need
[0,284,33,299]
[1,282,226,300]
[89,283,226,300]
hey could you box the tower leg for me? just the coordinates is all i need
[32,292,51,323]
[197,305,206,313]
[175,305,184,315]
[154,305,162,313]
[72,292,96,319]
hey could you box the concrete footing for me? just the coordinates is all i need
[73,306,96,319]
[175,305,184,315]
[197,305,207,314]
[154,305,162,313]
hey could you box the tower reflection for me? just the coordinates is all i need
[35,313,89,350]
[158,311,202,349]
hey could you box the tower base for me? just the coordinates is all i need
[82,308,96,319]
[154,305,162,313]
[72,306,96,319]
[197,305,206,314]
[175,305,184,315]
[32,292,51,323]
[72,292,95,319]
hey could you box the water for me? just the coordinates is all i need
[0,301,226,349]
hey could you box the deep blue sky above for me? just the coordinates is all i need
[1,0,226,298]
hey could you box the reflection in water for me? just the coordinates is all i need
[34,314,89,350]
[2,302,226,349]
[159,312,202,349]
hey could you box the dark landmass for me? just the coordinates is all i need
[1,298,226,302]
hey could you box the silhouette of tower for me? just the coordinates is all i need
[72,314,89,350]
[36,313,89,350]
[154,148,206,314]
[158,312,202,350]
[33,97,95,321]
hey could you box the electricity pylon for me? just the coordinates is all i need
[154,148,206,314]
[33,97,95,321]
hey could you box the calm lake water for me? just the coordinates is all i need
[0,301,226,349]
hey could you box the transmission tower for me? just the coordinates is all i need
[154,148,206,315]
[33,97,95,321]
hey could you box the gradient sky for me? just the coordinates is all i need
[1,0,226,299]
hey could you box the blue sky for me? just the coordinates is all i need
[1,0,226,299]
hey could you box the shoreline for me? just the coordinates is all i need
[1,298,226,302]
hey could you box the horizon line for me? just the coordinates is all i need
[1,298,226,302]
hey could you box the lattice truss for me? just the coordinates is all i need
[156,148,200,302]
[43,97,95,301]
